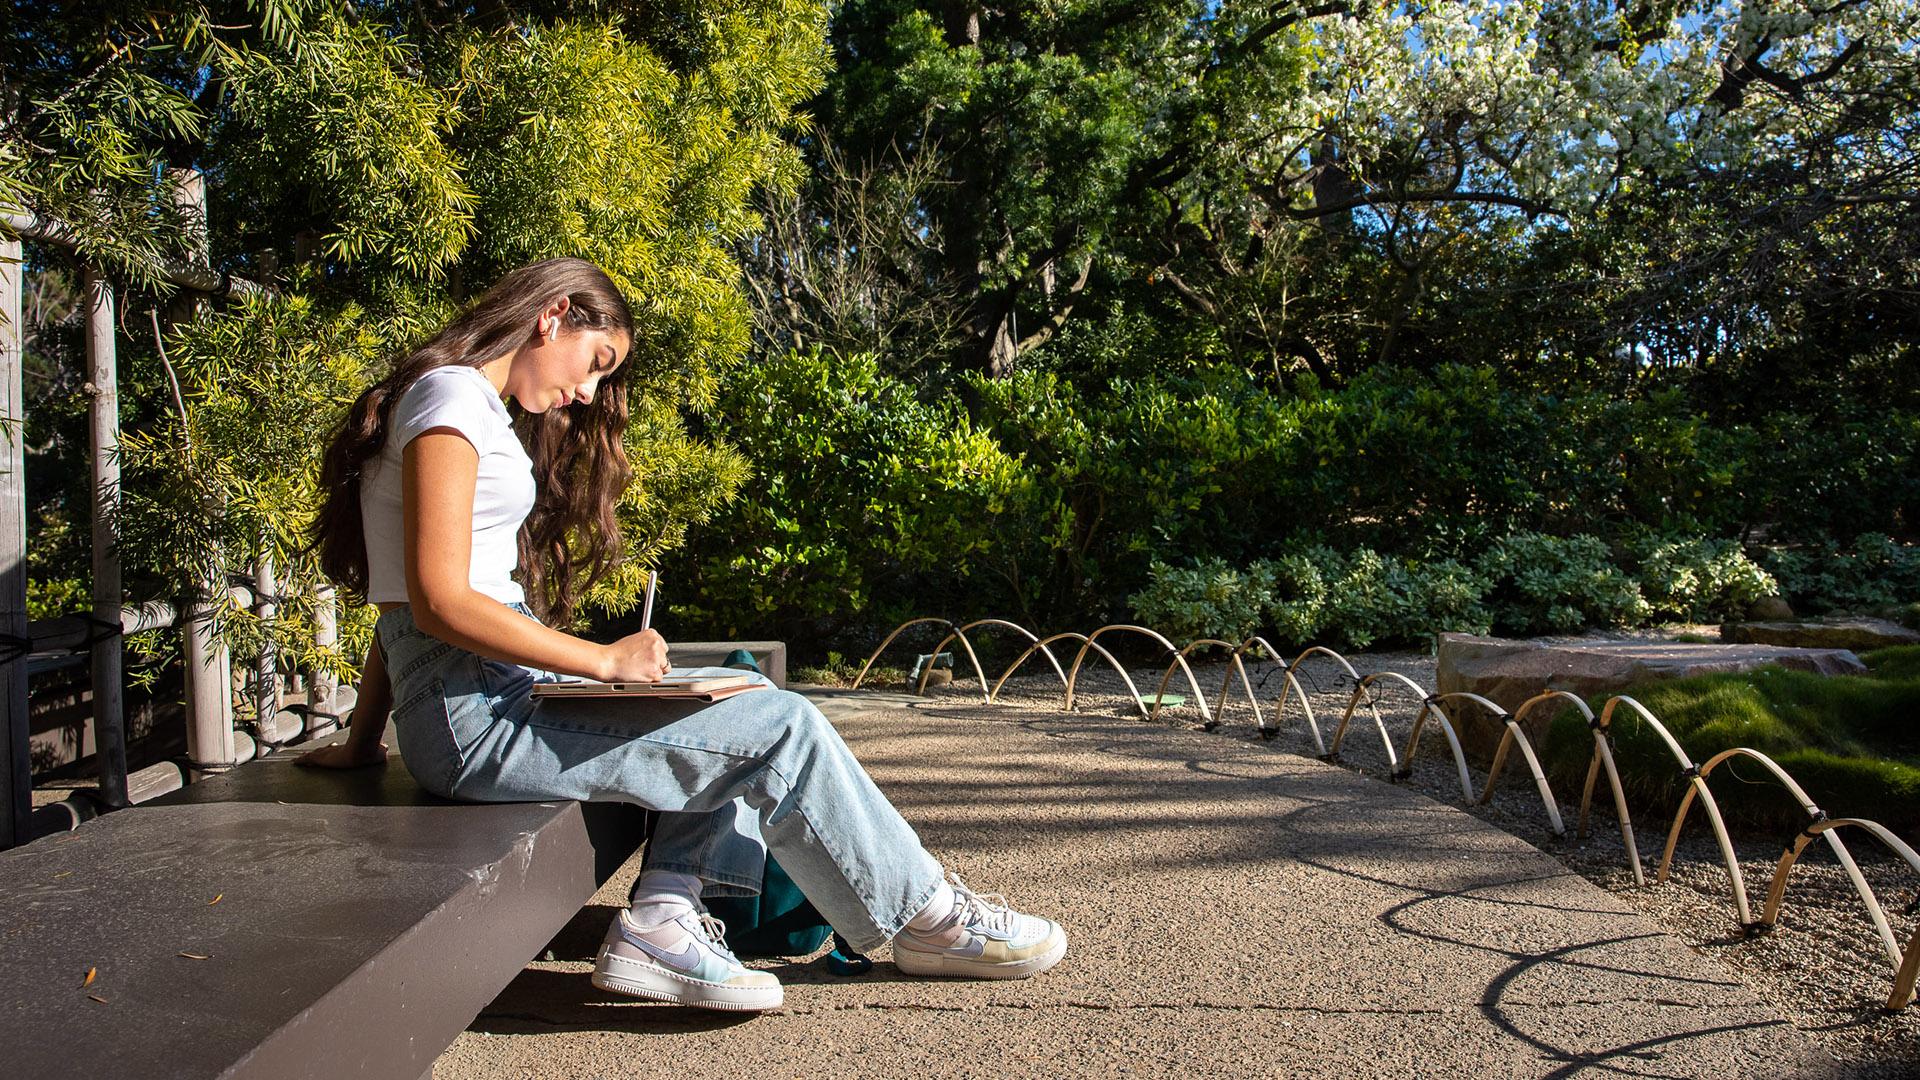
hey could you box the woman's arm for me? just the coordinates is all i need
[297,637,392,769]
[404,430,667,681]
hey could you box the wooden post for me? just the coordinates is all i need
[163,167,237,774]
[182,593,237,775]
[308,585,339,736]
[254,548,291,744]
[1,237,29,847]
[84,269,128,807]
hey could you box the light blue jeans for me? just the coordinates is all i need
[376,603,945,952]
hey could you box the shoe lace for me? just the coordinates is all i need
[693,910,742,964]
[948,874,1017,937]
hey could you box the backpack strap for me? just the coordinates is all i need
[824,933,873,976]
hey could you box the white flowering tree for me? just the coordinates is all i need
[1146,0,1918,372]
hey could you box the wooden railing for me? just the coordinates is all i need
[2,178,344,848]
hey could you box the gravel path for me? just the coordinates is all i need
[894,643,1920,1077]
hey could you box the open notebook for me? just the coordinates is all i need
[530,673,765,702]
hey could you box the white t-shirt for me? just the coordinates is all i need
[360,365,536,606]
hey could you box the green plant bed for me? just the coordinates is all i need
[1862,644,1920,681]
[1541,650,1920,834]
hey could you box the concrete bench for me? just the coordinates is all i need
[671,639,787,688]
[0,737,649,1080]
[0,639,789,1078]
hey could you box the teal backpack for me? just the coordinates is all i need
[704,856,871,974]
[695,650,871,974]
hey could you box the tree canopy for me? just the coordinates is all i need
[758,0,1917,383]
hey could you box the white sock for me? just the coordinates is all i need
[628,869,703,928]
[905,879,957,934]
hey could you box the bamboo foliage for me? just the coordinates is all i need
[6,1,831,678]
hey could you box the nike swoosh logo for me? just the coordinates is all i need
[622,929,702,972]
[950,935,986,958]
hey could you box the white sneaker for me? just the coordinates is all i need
[891,875,1068,980]
[591,907,783,1011]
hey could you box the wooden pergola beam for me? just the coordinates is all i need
[0,209,270,298]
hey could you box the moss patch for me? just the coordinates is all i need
[1542,648,1920,832]
[1862,644,1920,681]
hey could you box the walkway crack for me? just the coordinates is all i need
[473,995,1734,1029]
[780,996,1734,1017]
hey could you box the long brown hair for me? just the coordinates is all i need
[310,257,636,625]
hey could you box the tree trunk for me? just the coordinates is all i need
[942,2,982,46]
[1311,138,1360,233]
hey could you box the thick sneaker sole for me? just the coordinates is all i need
[891,928,1068,980]
[591,947,784,1012]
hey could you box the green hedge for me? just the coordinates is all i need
[667,352,1918,655]
[1764,534,1920,615]
[1127,534,1776,650]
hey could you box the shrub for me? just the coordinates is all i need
[1474,533,1649,634]
[668,348,1039,642]
[1132,547,1491,651]
[1764,534,1920,614]
[1127,559,1276,644]
[1627,535,1778,622]
[1131,532,1789,653]
[1266,551,1332,645]
[1310,550,1491,649]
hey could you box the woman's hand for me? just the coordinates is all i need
[296,738,389,769]
[598,628,670,682]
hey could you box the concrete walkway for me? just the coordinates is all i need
[433,691,1813,1078]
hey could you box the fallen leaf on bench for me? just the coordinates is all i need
[87,994,108,1005]
[208,894,223,906]
[178,952,209,960]
[81,967,95,988]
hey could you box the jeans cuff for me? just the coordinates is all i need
[641,860,763,900]
[861,870,947,953]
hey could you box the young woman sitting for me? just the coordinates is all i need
[298,257,1066,1012]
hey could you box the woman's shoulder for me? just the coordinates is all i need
[400,365,508,416]
[390,365,513,451]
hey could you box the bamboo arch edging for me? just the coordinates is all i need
[1470,692,1571,838]
[1267,645,1359,757]
[1766,818,1920,1009]
[1150,638,1263,732]
[1512,691,1644,884]
[921,619,1069,697]
[1231,637,1293,741]
[852,620,1920,1009]
[1328,667,1415,775]
[850,617,992,703]
[1067,625,1215,727]
[990,631,1153,720]
[1600,696,1756,925]
[1390,682,1482,804]
[1664,746,1895,941]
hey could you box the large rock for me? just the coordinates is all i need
[1720,617,1920,652]
[1434,633,1867,761]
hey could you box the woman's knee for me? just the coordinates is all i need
[760,690,838,750]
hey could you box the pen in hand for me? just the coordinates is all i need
[639,571,667,677]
